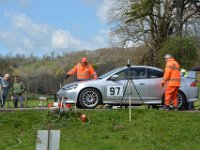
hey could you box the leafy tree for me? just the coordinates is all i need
[158,36,200,69]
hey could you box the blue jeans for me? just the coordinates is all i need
[13,95,24,108]
[1,94,7,107]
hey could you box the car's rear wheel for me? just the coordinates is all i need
[169,91,187,110]
[78,88,101,109]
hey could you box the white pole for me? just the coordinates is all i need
[61,97,64,110]
[74,102,77,115]
[127,59,132,122]
[129,81,131,122]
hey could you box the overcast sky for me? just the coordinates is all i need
[0,0,117,56]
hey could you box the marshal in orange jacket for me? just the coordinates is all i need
[67,63,97,81]
[162,58,180,87]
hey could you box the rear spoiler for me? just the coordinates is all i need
[186,71,196,79]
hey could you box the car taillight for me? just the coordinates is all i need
[190,81,197,87]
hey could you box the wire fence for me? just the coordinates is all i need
[4,91,56,108]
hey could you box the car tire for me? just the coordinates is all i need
[78,88,101,109]
[165,91,187,110]
[176,91,188,110]
[76,102,82,108]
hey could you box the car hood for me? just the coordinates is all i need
[62,79,103,89]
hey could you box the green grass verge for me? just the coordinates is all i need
[1,109,200,150]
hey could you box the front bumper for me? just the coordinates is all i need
[57,88,78,103]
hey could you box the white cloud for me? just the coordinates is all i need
[6,12,51,39]
[0,11,88,55]
[92,29,110,48]
[94,0,135,48]
[95,0,127,23]
[83,0,116,23]
[96,0,114,23]
[51,29,83,49]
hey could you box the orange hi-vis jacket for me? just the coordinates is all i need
[162,58,180,87]
[67,63,97,80]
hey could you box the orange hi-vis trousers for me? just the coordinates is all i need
[165,86,179,107]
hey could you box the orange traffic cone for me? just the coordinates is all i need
[58,102,63,108]
[80,114,87,123]
[66,104,71,109]
[47,102,53,108]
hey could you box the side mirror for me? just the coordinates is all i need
[110,75,119,81]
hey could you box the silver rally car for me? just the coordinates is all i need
[57,66,199,109]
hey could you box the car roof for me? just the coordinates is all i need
[121,65,163,72]
[98,65,163,79]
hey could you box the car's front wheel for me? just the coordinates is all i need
[78,88,101,109]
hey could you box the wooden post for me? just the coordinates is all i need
[36,130,60,150]
[25,91,27,108]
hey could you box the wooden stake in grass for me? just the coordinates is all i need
[127,59,132,122]
[25,91,27,108]
[129,80,131,122]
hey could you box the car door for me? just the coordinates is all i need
[128,67,149,103]
[146,68,165,101]
[105,67,149,104]
[104,69,128,104]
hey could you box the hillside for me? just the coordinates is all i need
[13,46,152,93]
[4,46,200,94]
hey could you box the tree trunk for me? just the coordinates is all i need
[175,0,184,36]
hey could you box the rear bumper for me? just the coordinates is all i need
[185,86,199,103]
[187,98,199,102]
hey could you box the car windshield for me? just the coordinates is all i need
[98,67,124,79]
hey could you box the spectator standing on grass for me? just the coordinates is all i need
[11,76,26,108]
[0,74,11,108]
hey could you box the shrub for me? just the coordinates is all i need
[158,36,199,70]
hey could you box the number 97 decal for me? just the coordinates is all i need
[107,86,123,96]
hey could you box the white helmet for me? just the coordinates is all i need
[164,54,173,59]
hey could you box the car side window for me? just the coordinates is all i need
[115,68,147,80]
[147,69,164,78]
[130,68,147,79]
[114,69,129,80]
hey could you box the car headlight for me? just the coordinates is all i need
[62,84,78,91]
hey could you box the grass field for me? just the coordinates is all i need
[0,81,199,150]
[4,99,54,108]
[1,108,200,150]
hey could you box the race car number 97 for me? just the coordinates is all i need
[107,86,123,96]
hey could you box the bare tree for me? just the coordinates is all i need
[175,0,200,36]
[110,0,200,65]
